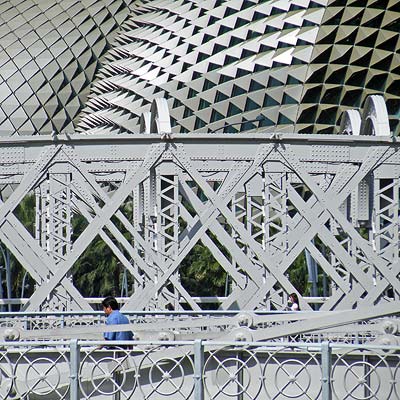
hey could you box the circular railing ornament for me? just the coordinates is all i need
[332,348,395,400]
[369,334,399,354]
[381,319,398,335]
[394,358,400,399]
[137,345,194,398]
[2,328,20,341]
[0,352,13,400]
[236,312,254,328]
[13,348,70,399]
[204,346,263,399]
[229,327,254,342]
[263,346,322,399]
[79,346,138,399]
[157,331,175,341]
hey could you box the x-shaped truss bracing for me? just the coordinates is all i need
[0,134,397,314]
[0,97,397,329]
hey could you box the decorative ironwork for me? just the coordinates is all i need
[0,340,398,400]
[0,97,396,335]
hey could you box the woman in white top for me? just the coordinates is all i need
[288,293,300,311]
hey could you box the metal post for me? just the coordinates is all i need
[0,245,12,312]
[237,351,243,400]
[70,339,80,400]
[321,341,332,400]
[0,267,3,312]
[194,339,204,400]
[364,354,371,399]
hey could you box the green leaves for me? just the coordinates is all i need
[180,241,227,298]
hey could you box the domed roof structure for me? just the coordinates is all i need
[0,0,134,136]
[77,0,400,135]
[0,0,399,136]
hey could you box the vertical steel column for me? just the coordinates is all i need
[36,170,73,310]
[321,341,332,400]
[155,166,179,308]
[263,170,288,256]
[194,339,204,400]
[145,168,158,306]
[70,339,80,400]
[133,183,145,294]
[232,191,246,295]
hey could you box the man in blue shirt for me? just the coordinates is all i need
[102,296,134,341]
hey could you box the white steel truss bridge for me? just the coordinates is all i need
[0,95,399,400]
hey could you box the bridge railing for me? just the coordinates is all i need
[0,310,387,345]
[0,339,398,399]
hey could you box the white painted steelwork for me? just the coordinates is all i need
[0,96,397,346]
[0,340,399,400]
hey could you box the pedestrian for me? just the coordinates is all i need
[288,293,300,311]
[102,296,134,342]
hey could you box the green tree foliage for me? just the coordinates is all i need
[71,214,123,298]
[7,194,36,299]
[14,194,35,236]
[180,241,227,297]
[3,194,313,308]
[288,252,309,296]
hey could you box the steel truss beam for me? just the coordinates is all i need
[0,97,397,334]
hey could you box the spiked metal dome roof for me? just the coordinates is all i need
[77,0,400,135]
[0,0,399,136]
[0,0,134,136]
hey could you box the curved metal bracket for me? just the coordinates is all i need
[339,109,361,135]
[150,98,172,135]
[139,112,151,134]
[360,95,391,136]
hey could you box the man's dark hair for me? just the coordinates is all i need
[102,296,119,310]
